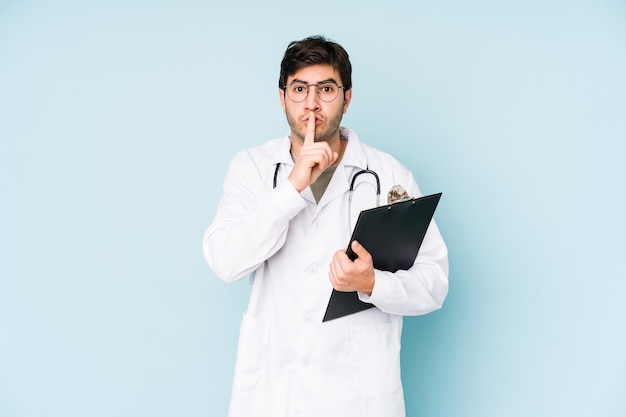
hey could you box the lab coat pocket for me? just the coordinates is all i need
[351,321,402,398]
[232,312,271,391]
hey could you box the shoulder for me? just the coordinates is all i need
[227,137,289,174]
[344,128,420,195]
[343,127,406,170]
[233,137,285,162]
[343,128,405,166]
[359,141,412,177]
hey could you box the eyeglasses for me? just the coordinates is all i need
[282,81,345,103]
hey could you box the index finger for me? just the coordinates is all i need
[304,111,315,145]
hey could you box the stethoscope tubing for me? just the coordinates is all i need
[273,163,381,225]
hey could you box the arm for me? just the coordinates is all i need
[204,113,336,283]
[329,223,448,316]
[328,168,449,316]
[203,151,306,283]
[361,220,449,316]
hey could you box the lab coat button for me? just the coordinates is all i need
[313,221,320,230]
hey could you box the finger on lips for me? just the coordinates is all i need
[304,111,315,145]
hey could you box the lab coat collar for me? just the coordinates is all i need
[339,127,368,171]
[318,127,368,207]
[271,135,295,167]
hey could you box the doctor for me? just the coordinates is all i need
[203,35,448,417]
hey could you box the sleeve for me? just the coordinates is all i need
[357,170,449,316]
[202,150,306,283]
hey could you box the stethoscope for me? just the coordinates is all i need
[273,163,381,225]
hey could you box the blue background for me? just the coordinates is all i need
[1,1,625,416]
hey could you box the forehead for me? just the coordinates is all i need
[286,64,341,84]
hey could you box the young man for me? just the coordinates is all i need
[203,35,448,417]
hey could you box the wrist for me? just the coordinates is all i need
[287,175,307,193]
[359,271,375,296]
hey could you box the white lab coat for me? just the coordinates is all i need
[203,127,448,417]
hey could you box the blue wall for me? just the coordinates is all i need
[1,1,625,416]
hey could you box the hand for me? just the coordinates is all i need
[329,240,375,295]
[288,111,338,192]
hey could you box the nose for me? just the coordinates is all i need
[304,85,321,111]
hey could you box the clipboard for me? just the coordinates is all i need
[322,192,442,322]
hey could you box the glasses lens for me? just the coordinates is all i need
[318,82,339,102]
[287,83,308,102]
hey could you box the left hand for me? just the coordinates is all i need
[329,240,375,295]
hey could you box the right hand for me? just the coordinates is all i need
[288,111,338,192]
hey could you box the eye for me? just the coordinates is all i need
[291,84,307,93]
[319,83,336,93]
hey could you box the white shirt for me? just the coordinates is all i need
[203,127,449,417]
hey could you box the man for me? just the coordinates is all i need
[203,35,448,417]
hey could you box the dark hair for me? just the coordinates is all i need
[278,35,352,90]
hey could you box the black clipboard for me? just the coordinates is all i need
[322,192,442,322]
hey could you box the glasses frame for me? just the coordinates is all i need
[281,81,346,103]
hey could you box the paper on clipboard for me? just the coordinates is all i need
[322,192,442,322]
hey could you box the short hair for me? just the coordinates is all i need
[278,35,352,90]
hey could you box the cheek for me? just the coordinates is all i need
[284,108,302,132]
[284,106,297,123]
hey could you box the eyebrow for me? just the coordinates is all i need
[289,78,339,86]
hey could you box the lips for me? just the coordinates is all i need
[305,116,322,125]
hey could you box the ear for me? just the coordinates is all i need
[279,88,287,114]
[342,89,352,114]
